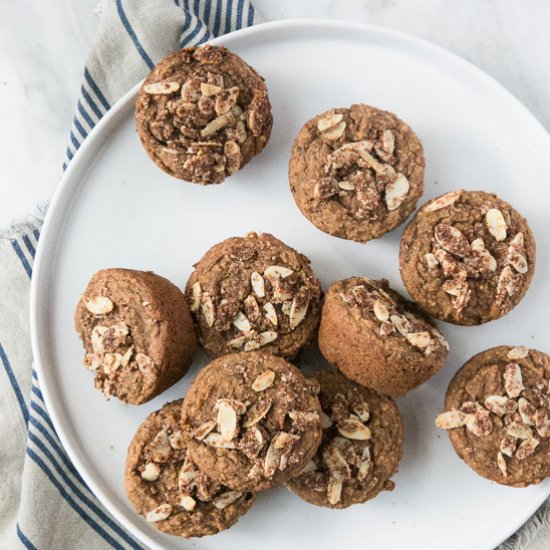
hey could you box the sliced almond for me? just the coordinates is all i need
[327,477,343,505]
[497,451,507,477]
[190,282,202,312]
[352,401,370,422]
[149,430,172,463]
[243,397,272,428]
[212,490,242,510]
[244,340,261,352]
[515,437,540,460]
[518,397,536,426]
[203,432,236,448]
[263,441,280,477]
[179,495,196,511]
[102,353,122,376]
[144,81,180,94]
[200,82,222,96]
[289,297,309,329]
[264,265,294,279]
[425,190,462,212]
[504,363,524,398]
[321,411,333,429]
[169,430,186,450]
[323,445,350,481]
[507,346,529,360]
[215,86,239,115]
[357,447,372,481]
[263,302,278,326]
[372,300,389,322]
[337,418,371,440]
[508,252,528,274]
[500,434,518,457]
[193,419,217,441]
[217,400,238,441]
[200,110,235,137]
[406,331,431,349]
[84,296,113,315]
[251,271,265,297]
[322,121,346,141]
[317,112,343,132]
[282,300,292,316]
[486,208,507,241]
[390,314,412,336]
[83,353,101,371]
[300,460,317,474]
[228,335,247,350]
[506,421,532,440]
[484,395,517,416]
[435,410,464,429]
[200,292,215,327]
[375,129,395,159]
[385,173,410,211]
[338,180,355,191]
[463,406,493,437]
[534,408,550,438]
[259,331,278,346]
[244,295,260,320]
[141,462,160,482]
[470,238,497,271]
[425,253,439,269]
[252,370,276,392]
[146,503,173,522]
[232,311,251,332]
[434,224,470,257]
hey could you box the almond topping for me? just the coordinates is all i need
[144,81,180,94]
[406,331,431,349]
[337,418,372,440]
[179,495,196,511]
[317,112,344,132]
[243,398,272,428]
[497,451,507,476]
[200,82,222,96]
[338,180,355,191]
[425,253,439,269]
[232,311,251,332]
[504,363,524,398]
[146,503,173,522]
[327,477,343,505]
[289,297,309,329]
[484,395,517,416]
[203,433,236,448]
[322,121,346,141]
[486,208,507,241]
[518,397,536,426]
[264,265,293,279]
[263,302,278,325]
[217,400,239,441]
[84,295,114,315]
[435,410,464,429]
[251,271,265,297]
[200,292,215,327]
[385,173,410,211]
[212,491,242,510]
[515,437,540,460]
[259,331,278,346]
[193,419,217,440]
[425,190,462,212]
[190,282,202,312]
[141,462,160,482]
[372,300,389,322]
[507,346,529,360]
[252,370,276,392]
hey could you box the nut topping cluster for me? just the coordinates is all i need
[83,296,156,398]
[313,113,410,218]
[424,192,529,312]
[339,278,448,356]
[293,388,374,505]
[190,368,320,483]
[436,347,549,477]
[190,264,314,352]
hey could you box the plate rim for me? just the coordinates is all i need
[30,18,550,550]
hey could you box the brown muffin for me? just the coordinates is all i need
[400,190,536,325]
[436,346,550,487]
[318,277,448,396]
[125,400,255,538]
[289,103,425,242]
[135,45,272,184]
[185,232,323,360]
[286,370,403,509]
[181,352,323,492]
[75,268,196,404]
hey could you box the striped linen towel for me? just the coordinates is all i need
[1,1,549,549]
[0,1,258,549]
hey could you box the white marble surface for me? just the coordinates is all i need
[1,0,549,228]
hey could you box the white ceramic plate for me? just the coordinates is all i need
[31,19,550,550]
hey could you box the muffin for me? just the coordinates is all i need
[400,190,536,325]
[180,352,323,492]
[135,45,272,184]
[318,277,448,396]
[289,103,425,242]
[185,232,322,359]
[436,346,550,487]
[287,370,403,508]
[125,400,255,538]
[75,268,196,404]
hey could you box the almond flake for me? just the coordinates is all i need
[243,295,260,320]
[351,401,370,422]
[169,430,186,450]
[425,190,462,212]
[264,265,293,279]
[486,208,507,241]
[406,331,431,349]
[434,224,470,257]
[252,370,275,392]
[323,445,350,481]
[484,395,517,416]
[282,300,292,316]
[506,421,532,440]
[84,295,114,315]
[507,346,529,360]
[212,490,242,510]
[193,419,217,440]
[215,86,239,115]
[508,252,528,274]
[251,271,265,297]
[141,462,160,482]
[337,418,372,440]
[516,437,540,460]
[203,432,236,448]
[190,282,202,312]
[144,81,180,95]
[263,302,278,325]
[232,311,251,332]
[217,400,239,441]
[102,353,122,376]
[259,331,278,346]
[425,253,439,269]
[534,408,550,438]
[357,447,372,481]
[201,82,222,96]
[497,451,507,476]
[375,129,395,160]
[228,335,247,350]
[463,405,493,437]
[338,180,355,191]
[317,112,344,132]
[372,300,389,322]
[504,363,524,398]
[300,460,317,474]
[327,477,343,505]
[435,410,465,429]
[500,434,518,457]
[179,495,196,511]
[263,441,281,477]
[200,292,215,327]
[385,173,410,211]
[243,397,272,428]
[390,314,412,336]
[470,238,497,271]
[289,297,309,329]
[321,411,333,429]
[146,503,172,522]
[322,121,346,141]
[149,430,172,463]
[518,397,536,426]
[200,109,235,137]
[244,340,261,351]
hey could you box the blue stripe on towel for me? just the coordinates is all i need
[115,0,155,69]
[17,524,38,550]
[81,85,104,119]
[0,341,29,424]
[84,68,111,111]
[11,240,32,279]
[22,235,36,259]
